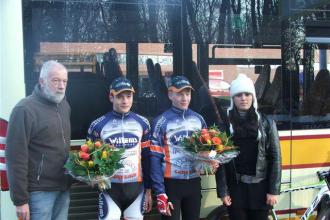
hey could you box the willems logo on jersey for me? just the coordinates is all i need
[107,133,139,148]
[169,131,189,145]
[170,130,195,145]
[99,193,108,219]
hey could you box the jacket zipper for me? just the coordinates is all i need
[182,110,190,179]
[56,104,66,156]
[233,160,239,184]
[121,114,125,184]
[183,110,188,136]
[37,154,45,182]
[121,113,125,148]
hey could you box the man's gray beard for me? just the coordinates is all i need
[43,85,65,104]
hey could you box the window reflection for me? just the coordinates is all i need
[302,69,330,116]
[24,0,330,139]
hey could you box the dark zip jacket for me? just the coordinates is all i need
[6,85,71,206]
[215,113,281,198]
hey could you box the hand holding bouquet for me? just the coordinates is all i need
[182,126,239,175]
[64,139,125,191]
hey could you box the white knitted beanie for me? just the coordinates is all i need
[228,74,258,110]
[227,74,261,139]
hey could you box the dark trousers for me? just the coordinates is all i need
[228,206,269,220]
[162,178,201,220]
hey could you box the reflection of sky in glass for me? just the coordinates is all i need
[96,53,172,65]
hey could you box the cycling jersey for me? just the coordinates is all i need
[150,106,207,195]
[87,110,151,187]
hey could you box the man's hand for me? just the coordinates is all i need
[156,193,174,216]
[210,161,219,173]
[143,189,153,213]
[266,194,278,206]
[221,195,232,206]
[16,203,30,220]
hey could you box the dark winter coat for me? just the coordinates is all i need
[6,85,71,206]
[215,113,281,198]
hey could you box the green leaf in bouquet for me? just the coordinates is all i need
[64,162,73,170]
[74,167,87,176]
[226,138,234,147]
[88,170,95,176]
[93,157,103,166]
[65,140,126,187]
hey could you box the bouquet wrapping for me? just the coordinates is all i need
[64,139,125,191]
[182,126,239,175]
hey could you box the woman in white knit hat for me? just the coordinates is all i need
[215,74,282,220]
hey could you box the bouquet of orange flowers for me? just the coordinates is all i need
[64,139,125,191]
[182,126,239,174]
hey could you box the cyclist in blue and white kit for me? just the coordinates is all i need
[87,77,152,220]
[150,76,207,220]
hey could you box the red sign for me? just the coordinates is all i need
[209,70,230,97]
[0,118,9,191]
[209,69,224,80]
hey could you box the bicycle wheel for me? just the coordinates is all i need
[206,206,276,220]
[206,206,229,220]
[267,209,277,220]
[316,208,330,220]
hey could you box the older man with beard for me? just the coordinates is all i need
[6,60,71,220]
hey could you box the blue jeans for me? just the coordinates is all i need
[29,190,70,220]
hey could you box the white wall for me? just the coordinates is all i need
[0,0,25,219]
[0,0,25,120]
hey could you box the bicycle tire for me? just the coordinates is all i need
[316,208,330,220]
[206,206,229,220]
[206,206,276,220]
[267,209,276,220]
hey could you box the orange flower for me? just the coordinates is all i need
[79,151,90,161]
[81,144,89,153]
[202,133,211,142]
[94,141,102,148]
[209,129,219,136]
[212,137,222,145]
[201,129,209,135]
[184,127,231,149]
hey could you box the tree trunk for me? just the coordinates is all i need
[217,0,230,43]
[251,0,258,45]
[148,0,159,42]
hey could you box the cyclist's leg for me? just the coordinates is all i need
[122,190,144,220]
[181,178,201,220]
[99,192,122,220]
[162,179,183,220]
[160,194,181,220]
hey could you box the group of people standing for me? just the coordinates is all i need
[5,60,281,220]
